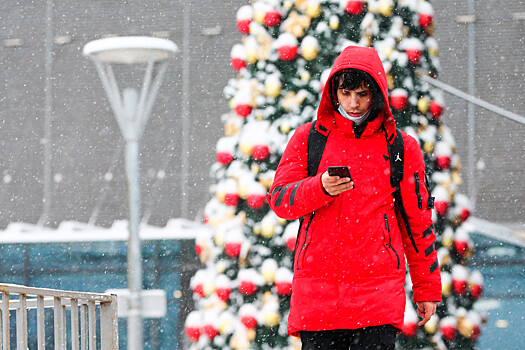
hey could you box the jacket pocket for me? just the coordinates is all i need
[383,213,400,270]
[296,211,315,270]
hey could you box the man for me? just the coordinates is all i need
[268,46,442,349]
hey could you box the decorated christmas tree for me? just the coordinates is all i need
[185,1,485,349]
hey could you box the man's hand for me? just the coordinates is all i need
[416,301,437,326]
[321,171,354,196]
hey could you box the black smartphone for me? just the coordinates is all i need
[327,166,352,180]
[327,166,354,189]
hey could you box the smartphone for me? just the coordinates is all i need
[327,166,351,177]
[327,166,354,188]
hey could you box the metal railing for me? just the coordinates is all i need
[0,283,118,350]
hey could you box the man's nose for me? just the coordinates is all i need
[349,94,359,108]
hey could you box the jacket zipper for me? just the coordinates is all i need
[384,213,400,269]
[414,172,422,209]
[296,211,315,270]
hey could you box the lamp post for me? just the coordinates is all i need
[83,36,177,350]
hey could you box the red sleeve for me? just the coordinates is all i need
[398,132,442,303]
[268,123,335,221]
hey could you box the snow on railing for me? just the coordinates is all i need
[0,283,118,350]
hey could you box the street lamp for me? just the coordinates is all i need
[83,36,177,350]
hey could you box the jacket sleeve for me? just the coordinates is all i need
[398,133,442,303]
[268,123,336,220]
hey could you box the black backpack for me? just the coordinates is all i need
[305,120,421,253]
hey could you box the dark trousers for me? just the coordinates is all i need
[300,325,397,350]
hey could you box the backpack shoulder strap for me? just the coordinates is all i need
[385,128,420,253]
[307,121,329,177]
[388,128,404,188]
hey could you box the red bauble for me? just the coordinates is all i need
[406,49,422,65]
[471,325,481,340]
[240,315,257,329]
[453,279,467,295]
[436,155,451,170]
[390,95,408,111]
[203,215,209,224]
[224,242,242,258]
[419,14,433,30]
[216,287,231,302]
[247,194,266,209]
[345,0,365,15]
[195,243,203,256]
[401,321,418,337]
[224,193,239,207]
[235,104,252,118]
[216,151,233,165]
[434,200,449,217]
[186,325,201,342]
[454,240,469,257]
[237,19,251,34]
[461,208,471,222]
[203,325,218,339]
[231,57,246,71]
[430,101,444,119]
[286,237,296,252]
[277,45,298,61]
[264,10,281,27]
[193,284,205,298]
[239,281,257,295]
[470,284,483,300]
[275,281,292,296]
[252,144,270,161]
[441,324,456,341]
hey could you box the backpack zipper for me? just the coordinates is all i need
[384,213,400,269]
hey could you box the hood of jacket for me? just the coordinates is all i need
[317,46,397,140]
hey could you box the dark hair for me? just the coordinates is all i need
[329,69,384,119]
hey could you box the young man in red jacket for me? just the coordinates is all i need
[268,46,442,349]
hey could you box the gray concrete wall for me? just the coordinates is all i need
[0,0,523,228]
[433,1,525,223]
[0,0,246,228]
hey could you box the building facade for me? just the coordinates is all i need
[0,0,523,228]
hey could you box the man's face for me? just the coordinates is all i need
[336,80,373,117]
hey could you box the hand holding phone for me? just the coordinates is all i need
[326,166,355,189]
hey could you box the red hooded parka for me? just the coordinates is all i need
[268,46,442,336]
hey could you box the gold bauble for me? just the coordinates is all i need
[239,142,253,156]
[253,223,262,235]
[247,328,256,341]
[251,163,260,174]
[262,269,276,284]
[379,1,394,17]
[283,0,293,10]
[216,190,226,203]
[300,70,311,82]
[265,83,282,98]
[238,183,249,199]
[428,46,439,57]
[458,317,475,339]
[424,316,439,334]
[302,46,319,61]
[442,281,451,296]
[418,97,430,114]
[214,232,225,247]
[442,235,454,249]
[225,117,241,136]
[277,217,287,225]
[253,9,266,24]
[383,46,394,59]
[306,3,321,18]
[246,49,258,64]
[259,176,273,190]
[329,16,340,30]
[423,141,434,154]
[452,171,463,185]
[261,223,275,238]
[263,312,281,327]
[386,73,394,90]
[280,122,292,134]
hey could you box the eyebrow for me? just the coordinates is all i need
[338,87,371,93]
